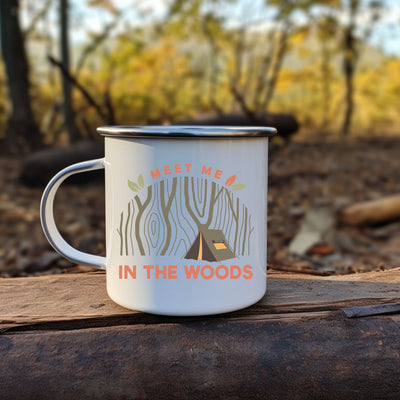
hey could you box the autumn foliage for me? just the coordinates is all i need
[0,0,398,147]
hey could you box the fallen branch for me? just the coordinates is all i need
[341,194,400,226]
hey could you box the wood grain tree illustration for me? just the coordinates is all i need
[117,176,254,259]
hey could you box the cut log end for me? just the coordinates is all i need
[340,194,400,226]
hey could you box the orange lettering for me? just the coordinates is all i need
[230,265,241,279]
[201,265,214,280]
[216,265,229,279]
[143,265,154,279]
[184,265,200,279]
[201,165,212,175]
[174,164,181,173]
[155,265,167,279]
[151,169,161,179]
[164,165,171,175]
[214,169,222,179]
[119,265,136,279]
[168,265,178,279]
[243,265,253,280]
[125,265,136,279]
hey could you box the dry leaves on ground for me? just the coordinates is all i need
[1,136,400,277]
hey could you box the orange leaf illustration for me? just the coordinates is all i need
[225,174,236,186]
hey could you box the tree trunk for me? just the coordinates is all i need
[59,0,81,142]
[0,0,41,150]
[341,0,359,137]
[341,28,356,136]
[320,43,332,130]
[260,28,289,112]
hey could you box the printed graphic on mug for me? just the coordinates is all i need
[117,164,252,264]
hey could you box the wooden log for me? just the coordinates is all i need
[176,112,299,142]
[340,194,400,226]
[1,314,400,400]
[20,140,104,187]
[1,270,400,399]
[2,270,400,329]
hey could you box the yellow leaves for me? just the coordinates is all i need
[275,68,295,91]
[352,58,400,127]
[291,27,309,45]
[86,0,120,16]
[23,0,400,140]
[297,47,310,58]
[384,59,400,87]
[276,68,315,91]
[92,33,196,123]
[317,0,341,7]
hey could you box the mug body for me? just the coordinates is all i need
[102,128,271,315]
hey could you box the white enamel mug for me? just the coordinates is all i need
[40,125,277,315]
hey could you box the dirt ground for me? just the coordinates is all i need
[1,135,400,277]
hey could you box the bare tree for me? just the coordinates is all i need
[340,0,382,136]
[0,0,41,151]
[169,0,296,119]
[341,0,359,136]
[49,1,120,133]
[22,0,52,39]
[59,0,81,142]
[315,14,337,130]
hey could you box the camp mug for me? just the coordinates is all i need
[40,125,277,315]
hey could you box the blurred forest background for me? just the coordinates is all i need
[0,0,399,148]
[1,0,400,277]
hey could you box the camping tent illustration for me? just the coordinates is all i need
[184,229,236,262]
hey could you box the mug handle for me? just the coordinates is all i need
[40,158,106,269]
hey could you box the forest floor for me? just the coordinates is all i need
[1,135,400,277]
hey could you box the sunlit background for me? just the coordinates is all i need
[1,0,399,149]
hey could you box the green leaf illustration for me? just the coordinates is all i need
[138,174,144,188]
[128,180,140,192]
[231,184,246,190]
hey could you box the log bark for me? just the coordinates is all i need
[1,314,400,400]
[341,194,400,226]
